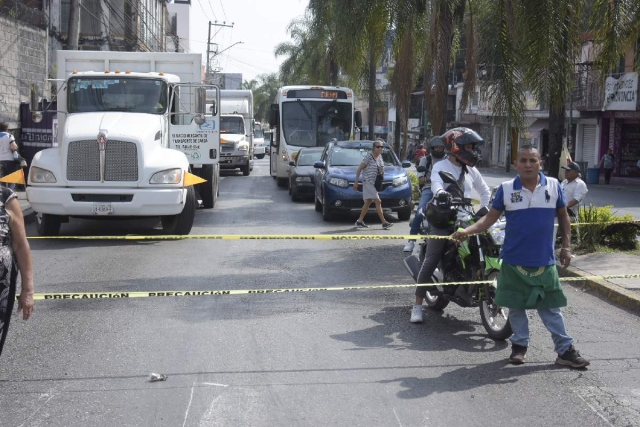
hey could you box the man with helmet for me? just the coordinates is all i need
[403,136,446,253]
[410,127,491,323]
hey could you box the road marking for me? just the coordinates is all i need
[182,381,196,427]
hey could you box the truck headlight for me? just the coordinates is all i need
[150,168,182,184]
[329,177,349,188]
[393,175,408,187]
[30,167,57,183]
[238,143,249,151]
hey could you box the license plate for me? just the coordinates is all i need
[91,204,113,215]
[222,160,233,164]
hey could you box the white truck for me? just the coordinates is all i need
[253,120,266,159]
[213,90,254,176]
[27,51,221,236]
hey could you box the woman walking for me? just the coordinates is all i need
[0,122,19,190]
[0,187,34,357]
[598,148,615,185]
[353,140,393,230]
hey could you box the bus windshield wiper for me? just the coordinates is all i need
[297,99,312,120]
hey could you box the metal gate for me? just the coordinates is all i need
[579,124,597,167]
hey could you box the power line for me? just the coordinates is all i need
[219,0,228,22]
[195,0,214,23]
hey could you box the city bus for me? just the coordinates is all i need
[268,85,362,187]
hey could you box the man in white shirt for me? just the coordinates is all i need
[560,162,588,218]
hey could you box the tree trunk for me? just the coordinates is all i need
[394,114,401,156]
[547,103,565,179]
[67,0,81,50]
[368,41,376,140]
[330,58,339,86]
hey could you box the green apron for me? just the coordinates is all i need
[496,263,567,310]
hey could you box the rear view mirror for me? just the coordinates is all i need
[30,84,43,123]
[289,161,295,167]
[402,161,411,168]
[439,171,457,185]
[195,87,207,115]
[314,161,325,169]
[416,165,427,172]
[269,103,279,127]
[354,110,363,128]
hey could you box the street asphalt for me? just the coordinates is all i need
[1,158,640,426]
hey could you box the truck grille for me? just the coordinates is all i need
[220,144,235,153]
[67,140,138,181]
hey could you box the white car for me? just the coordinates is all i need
[254,124,266,159]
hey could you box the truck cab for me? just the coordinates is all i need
[213,90,254,176]
[27,51,220,236]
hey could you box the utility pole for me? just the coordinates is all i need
[68,0,81,50]
[206,21,234,84]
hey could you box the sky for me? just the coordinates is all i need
[184,0,309,83]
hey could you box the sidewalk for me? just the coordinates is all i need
[559,253,640,313]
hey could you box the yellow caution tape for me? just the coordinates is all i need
[25,234,449,241]
[20,274,640,301]
[24,220,639,241]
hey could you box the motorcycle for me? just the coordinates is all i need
[403,170,512,340]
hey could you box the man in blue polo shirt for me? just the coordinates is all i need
[451,145,589,369]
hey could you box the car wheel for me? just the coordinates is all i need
[322,194,334,221]
[398,208,411,221]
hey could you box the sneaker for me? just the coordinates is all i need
[355,220,369,228]
[410,305,423,323]
[556,345,590,368]
[509,344,528,365]
[403,241,415,252]
[382,222,394,230]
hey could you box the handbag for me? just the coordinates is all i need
[374,171,383,191]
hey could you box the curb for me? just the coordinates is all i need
[559,264,640,313]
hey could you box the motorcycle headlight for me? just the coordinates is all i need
[30,167,57,183]
[329,177,349,188]
[393,175,408,187]
[296,176,311,182]
[150,168,182,184]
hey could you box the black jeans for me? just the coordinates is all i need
[415,227,451,298]
[604,168,613,184]
[0,161,16,188]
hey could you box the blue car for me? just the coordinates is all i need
[313,140,413,221]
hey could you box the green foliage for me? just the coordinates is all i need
[408,172,420,202]
[577,204,639,252]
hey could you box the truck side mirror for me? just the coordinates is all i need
[194,87,207,125]
[354,110,362,128]
[269,103,279,127]
[30,84,43,123]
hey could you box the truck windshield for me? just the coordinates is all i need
[68,77,168,114]
[220,116,245,134]
[254,125,264,138]
[282,101,352,148]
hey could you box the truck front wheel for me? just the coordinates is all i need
[198,164,216,209]
[242,163,250,176]
[161,186,196,235]
[36,213,62,236]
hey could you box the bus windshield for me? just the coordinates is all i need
[68,77,167,114]
[281,101,352,148]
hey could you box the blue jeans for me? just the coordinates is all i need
[409,188,433,236]
[508,308,574,354]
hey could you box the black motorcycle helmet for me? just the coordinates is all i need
[429,136,446,159]
[441,127,485,167]
[425,200,457,229]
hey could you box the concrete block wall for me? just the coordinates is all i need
[0,15,48,130]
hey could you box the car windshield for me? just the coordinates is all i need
[220,116,245,134]
[68,77,168,114]
[281,101,352,147]
[297,151,322,166]
[329,146,398,167]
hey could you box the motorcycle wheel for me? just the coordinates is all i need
[480,270,512,340]
[424,268,449,311]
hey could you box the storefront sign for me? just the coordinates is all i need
[603,72,638,111]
